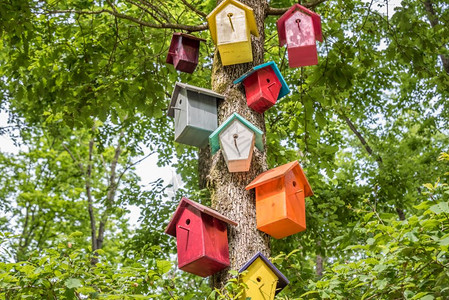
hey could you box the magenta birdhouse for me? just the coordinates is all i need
[233,61,290,114]
[277,4,323,68]
[166,33,206,73]
[165,197,237,277]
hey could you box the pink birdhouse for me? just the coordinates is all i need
[166,33,206,73]
[277,4,323,68]
[165,197,237,277]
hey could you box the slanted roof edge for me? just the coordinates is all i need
[209,113,264,155]
[238,252,289,294]
[164,197,237,237]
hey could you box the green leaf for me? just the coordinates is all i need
[156,260,172,274]
[429,202,449,214]
[65,278,82,289]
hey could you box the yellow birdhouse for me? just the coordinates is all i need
[206,0,259,66]
[239,252,289,300]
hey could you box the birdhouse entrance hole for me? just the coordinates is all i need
[293,181,297,187]
[256,276,262,282]
[186,219,190,225]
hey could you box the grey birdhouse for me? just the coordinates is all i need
[209,113,263,172]
[168,83,224,148]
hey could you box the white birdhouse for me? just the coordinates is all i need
[209,113,263,173]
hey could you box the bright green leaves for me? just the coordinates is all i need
[429,202,449,215]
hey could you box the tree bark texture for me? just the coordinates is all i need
[198,0,271,289]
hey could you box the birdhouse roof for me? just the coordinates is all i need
[276,4,323,46]
[245,160,313,197]
[167,82,225,118]
[172,32,207,42]
[239,252,289,295]
[165,197,237,237]
[166,33,206,64]
[206,0,259,44]
[209,113,264,155]
[233,61,290,99]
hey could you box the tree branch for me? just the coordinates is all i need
[46,9,208,32]
[133,0,172,23]
[86,138,98,255]
[180,0,207,18]
[342,115,383,164]
[97,133,123,251]
[266,0,327,16]
[423,0,449,74]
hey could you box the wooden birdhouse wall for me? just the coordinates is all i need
[219,119,256,172]
[171,87,219,148]
[174,37,201,72]
[284,169,306,231]
[242,68,282,113]
[240,257,278,300]
[173,90,188,141]
[175,207,204,269]
[215,4,252,65]
[255,177,286,229]
[284,10,318,67]
[202,215,230,266]
[216,4,248,45]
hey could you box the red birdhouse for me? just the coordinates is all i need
[166,33,206,73]
[165,197,237,277]
[233,61,290,114]
[277,4,323,68]
[245,161,313,239]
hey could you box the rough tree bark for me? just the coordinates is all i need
[198,0,271,290]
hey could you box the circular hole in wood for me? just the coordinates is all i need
[179,99,182,105]
[296,19,301,23]
[233,134,239,139]
[186,219,190,225]
[256,277,262,282]
[266,78,270,83]
[227,12,233,17]
[293,181,297,187]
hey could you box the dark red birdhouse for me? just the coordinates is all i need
[165,197,237,277]
[166,33,206,73]
[277,4,323,68]
[233,61,290,114]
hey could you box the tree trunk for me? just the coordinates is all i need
[198,0,270,290]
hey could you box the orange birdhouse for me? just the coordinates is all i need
[245,161,313,239]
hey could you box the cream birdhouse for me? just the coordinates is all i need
[209,113,263,173]
[206,0,259,66]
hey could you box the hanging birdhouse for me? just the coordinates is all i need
[206,0,259,66]
[245,161,313,239]
[276,4,323,68]
[167,82,224,148]
[165,197,237,277]
[209,113,263,173]
[166,33,206,73]
[233,61,290,113]
[239,252,289,300]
